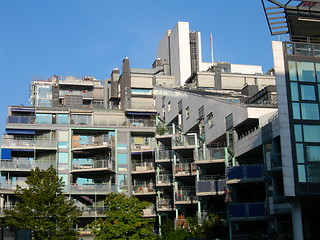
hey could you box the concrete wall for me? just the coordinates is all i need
[157,30,171,63]
[230,64,263,74]
[131,74,153,88]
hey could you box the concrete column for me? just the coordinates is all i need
[291,199,304,240]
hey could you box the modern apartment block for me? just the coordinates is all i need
[262,0,320,239]
[2,13,318,239]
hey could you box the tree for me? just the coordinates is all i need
[5,166,81,240]
[88,192,155,240]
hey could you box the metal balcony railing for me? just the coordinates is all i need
[79,206,107,217]
[227,164,264,181]
[175,187,198,203]
[196,177,226,195]
[228,202,267,218]
[143,205,156,217]
[155,150,173,162]
[172,135,196,148]
[67,184,116,194]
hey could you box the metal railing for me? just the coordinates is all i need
[0,159,56,171]
[172,135,196,148]
[1,138,57,149]
[155,150,173,162]
[195,147,225,162]
[157,197,173,211]
[131,162,154,172]
[156,174,173,185]
[174,162,197,175]
[175,187,198,203]
[132,183,155,194]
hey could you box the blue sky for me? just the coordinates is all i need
[0,0,280,133]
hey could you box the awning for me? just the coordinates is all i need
[126,112,156,115]
[6,130,36,135]
[10,108,35,112]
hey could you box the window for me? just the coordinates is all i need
[168,101,171,112]
[301,85,316,100]
[292,103,301,119]
[288,61,297,81]
[207,112,214,128]
[131,88,152,95]
[118,153,127,164]
[198,106,204,119]
[306,146,320,162]
[303,125,320,142]
[185,107,190,119]
[294,125,303,142]
[58,152,69,163]
[296,144,304,163]
[297,62,316,82]
[301,103,319,120]
[290,82,299,101]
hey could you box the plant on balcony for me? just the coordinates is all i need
[4,166,81,240]
[156,125,168,135]
[88,193,155,240]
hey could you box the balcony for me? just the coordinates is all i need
[268,153,282,171]
[226,164,264,184]
[128,118,155,128]
[155,150,173,163]
[0,181,28,192]
[175,187,198,204]
[155,125,174,138]
[195,147,226,164]
[174,162,196,176]
[72,139,111,151]
[1,137,57,150]
[131,137,155,153]
[143,205,156,217]
[131,161,155,174]
[67,184,116,194]
[72,159,114,173]
[228,202,267,220]
[132,183,156,196]
[0,159,56,172]
[196,177,226,196]
[156,174,173,186]
[79,206,107,217]
[172,134,197,150]
[157,197,174,211]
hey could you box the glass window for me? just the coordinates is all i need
[298,165,306,182]
[117,174,128,185]
[301,103,319,120]
[57,114,69,124]
[185,106,190,119]
[292,103,301,119]
[36,114,52,124]
[297,62,315,82]
[294,125,303,142]
[59,131,69,141]
[58,152,69,163]
[306,146,320,162]
[290,82,299,101]
[117,143,128,150]
[118,153,127,164]
[58,142,68,149]
[58,174,69,185]
[288,61,297,81]
[301,85,316,100]
[306,164,320,182]
[296,143,305,163]
[316,63,320,81]
[303,125,320,142]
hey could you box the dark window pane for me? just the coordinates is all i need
[306,146,320,162]
[306,164,320,182]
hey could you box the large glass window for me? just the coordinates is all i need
[57,114,69,124]
[303,125,320,142]
[316,63,320,81]
[58,152,69,163]
[294,125,303,142]
[301,85,316,100]
[301,103,319,120]
[297,62,316,82]
[118,153,127,164]
[292,103,301,119]
[306,165,320,182]
[288,61,297,81]
[296,143,305,163]
[306,146,320,162]
[290,82,299,101]
[35,114,52,124]
[298,165,306,182]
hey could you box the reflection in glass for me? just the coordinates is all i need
[306,164,320,182]
[301,85,316,100]
[301,103,319,120]
[297,62,315,82]
[288,61,297,81]
[294,125,303,142]
[303,125,320,142]
[306,146,320,162]
[298,165,306,182]
[290,82,299,101]
[292,103,301,119]
[296,144,305,163]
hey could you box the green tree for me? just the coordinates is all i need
[5,166,80,240]
[88,192,155,240]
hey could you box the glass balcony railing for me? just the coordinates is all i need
[155,150,173,162]
[72,159,114,171]
[174,162,197,176]
[131,162,154,173]
[0,181,28,191]
[195,147,225,162]
[131,138,155,152]
[132,183,156,195]
[79,206,107,217]
[228,202,266,218]
[143,205,156,217]
[156,174,173,186]
[2,138,57,149]
[0,159,56,171]
[175,187,198,203]
[157,197,174,211]
[172,135,197,149]
[67,184,116,194]
[227,164,264,182]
